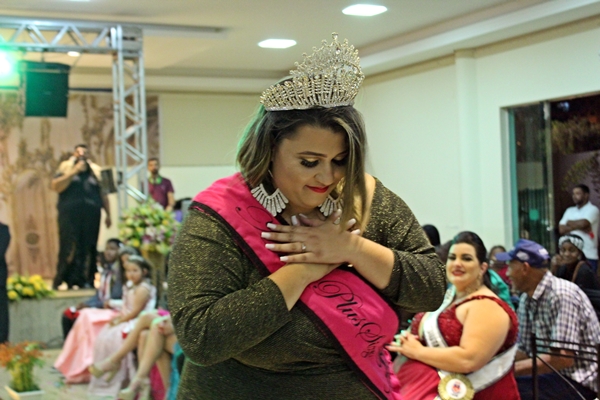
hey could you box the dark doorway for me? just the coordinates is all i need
[507,92,600,254]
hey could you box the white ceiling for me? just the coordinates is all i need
[1,0,600,92]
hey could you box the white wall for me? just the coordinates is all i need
[357,65,462,244]
[156,94,252,209]
[476,26,600,246]
[159,165,237,199]
[159,92,258,166]
[357,24,600,248]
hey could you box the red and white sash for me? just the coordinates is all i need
[422,287,518,394]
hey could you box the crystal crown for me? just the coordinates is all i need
[260,33,364,111]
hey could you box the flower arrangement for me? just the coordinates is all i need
[0,341,44,393]
[119,200,180,255]
[6,274,54,302]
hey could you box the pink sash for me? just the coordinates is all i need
[193,173,402,400]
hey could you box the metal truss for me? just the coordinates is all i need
[110,25,148,212]
[0,16,148,215]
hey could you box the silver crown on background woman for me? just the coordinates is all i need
[260,33,364,111]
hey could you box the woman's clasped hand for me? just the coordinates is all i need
[390,330,424,360]
[262,209,360,264]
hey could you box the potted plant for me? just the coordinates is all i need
[0,341,45,399]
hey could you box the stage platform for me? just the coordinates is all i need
[8,289,95,348]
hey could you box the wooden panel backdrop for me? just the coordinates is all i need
[0,90,160,279]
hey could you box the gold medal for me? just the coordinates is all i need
[437,373,475,400]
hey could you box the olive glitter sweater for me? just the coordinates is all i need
[169,178,446,399]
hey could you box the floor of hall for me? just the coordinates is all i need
[0,349,93,400]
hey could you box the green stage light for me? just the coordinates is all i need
[0,52,14,76]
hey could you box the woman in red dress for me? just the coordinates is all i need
[388,231,520,400]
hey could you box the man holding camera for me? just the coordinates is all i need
[51,144,111,290]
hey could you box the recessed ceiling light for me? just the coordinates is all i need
[342,4,387,16]
[258,39,297,49]
[67,51,81,57]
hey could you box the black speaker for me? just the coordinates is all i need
[100,168,118,193]
[19,61,70,117]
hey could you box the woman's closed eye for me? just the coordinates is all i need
[300,157,347,168]
[300,159,319,168]
[332,157,348,166]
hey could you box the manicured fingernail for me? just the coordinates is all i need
[347,218,356,226]
[280,256,288,262]
[351,229,361,235]
[291,215,298,225]
[261,232,271,238]
[267,223,277,229]
[265,243,275,249]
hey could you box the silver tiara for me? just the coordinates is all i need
[260,33,364,111]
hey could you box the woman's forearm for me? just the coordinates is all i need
[347,236,394,289]
[410,345,492,374]
[268,262,339,310]
[172,278,292,366]
[268,264,312,310]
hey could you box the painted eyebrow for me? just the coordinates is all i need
[298,150,348,158]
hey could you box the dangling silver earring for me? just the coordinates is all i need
[319,195,343,217]
[251,184,288,217]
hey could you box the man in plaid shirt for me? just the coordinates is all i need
[498,239,600,400]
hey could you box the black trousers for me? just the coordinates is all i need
[517,374,597,400]
[0,285,7,343]
[53,205,101,288]
[61,313,77,339]
[0,223,10,343]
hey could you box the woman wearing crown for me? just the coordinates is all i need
[168,34,446,400]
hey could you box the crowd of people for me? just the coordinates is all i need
[3,33,600,400]
[54,238,181,399]
[49,146,180,398]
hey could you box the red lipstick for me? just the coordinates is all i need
[307,186,328,193]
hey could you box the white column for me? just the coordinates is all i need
[455,49,482,232]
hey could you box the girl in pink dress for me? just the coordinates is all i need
[87,255,157,398]
[54,247,137,383]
